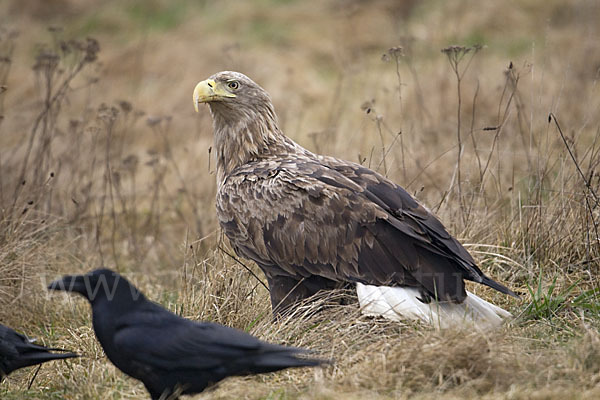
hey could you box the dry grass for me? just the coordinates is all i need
[1,0,600,398]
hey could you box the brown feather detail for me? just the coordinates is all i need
[202,71,517,315]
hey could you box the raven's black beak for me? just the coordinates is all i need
[48,274,87,295]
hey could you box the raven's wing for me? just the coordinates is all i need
[113,307,318,373]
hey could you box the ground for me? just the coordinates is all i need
[0,0,599,398]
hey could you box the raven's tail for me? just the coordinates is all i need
[249,346,329,375]
[12,350,79,371]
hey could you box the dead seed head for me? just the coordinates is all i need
[382,46,404,62]
[84,38,100,63]
[33,49,60,72]
[389,46,404,57]
[442,45,468,55]
[118,100,133,113]
[49,37,100,64]
[441,44,483,57]
[122,154,140,173]
[98,103,119,123]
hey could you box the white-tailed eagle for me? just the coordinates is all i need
[193,71,518,328]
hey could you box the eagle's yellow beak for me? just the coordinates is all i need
[193,79,236,112]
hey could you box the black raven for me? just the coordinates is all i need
[48,268,326,399]
[0,323,78,380]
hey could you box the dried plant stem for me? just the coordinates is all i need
[375,116,388,176]
[393,52,407,182]
[456,75,464,219]
[0,33,15,206]
[441,45,482,223]
[217,244,268,291]
[13,61,85,208]
[550,113,599,245]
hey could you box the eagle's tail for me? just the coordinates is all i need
[356,283,511,328]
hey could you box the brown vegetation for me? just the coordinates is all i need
[0,0,599,398]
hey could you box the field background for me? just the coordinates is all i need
[1,0,600,398]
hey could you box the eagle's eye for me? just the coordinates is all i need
[227,81,239,90]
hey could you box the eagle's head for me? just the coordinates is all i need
[192,71,298,180]
[193,71,274,119]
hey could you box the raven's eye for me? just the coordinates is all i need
[227,81,239,90]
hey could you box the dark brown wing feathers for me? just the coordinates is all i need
[217,157,517,306]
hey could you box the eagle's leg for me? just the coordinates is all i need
[266,275,317,316]
[266,274,347,317]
